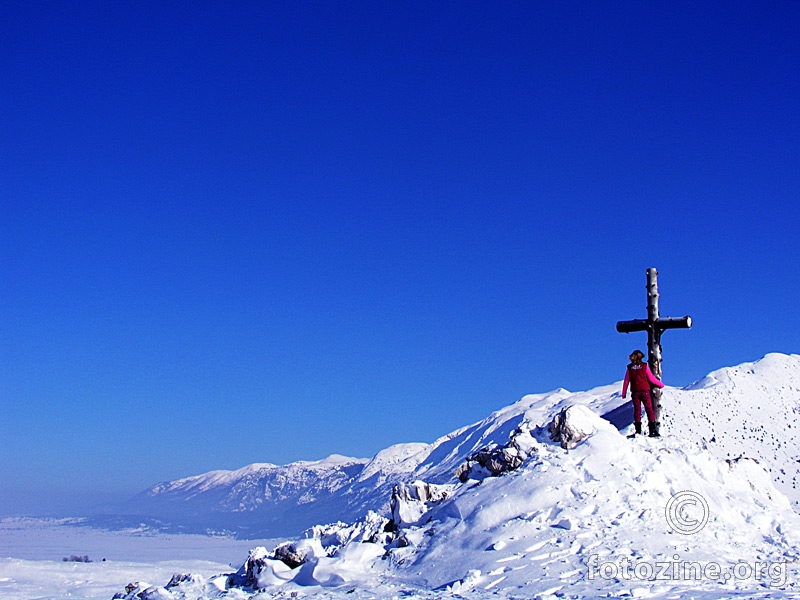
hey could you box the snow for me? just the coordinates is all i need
[0,557,229,600]
[358,443,431,483]
[662,353,800,511]
[4,353,800,599]
[116,455,371,538]
[0,517,279,563]
[0,518,278,600]
[143,456,368,502]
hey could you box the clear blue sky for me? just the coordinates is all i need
[1,1,799,515]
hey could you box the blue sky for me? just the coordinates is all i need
[1,1,799,515]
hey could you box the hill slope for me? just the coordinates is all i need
[115,353,800,540]
[113,363,800,598]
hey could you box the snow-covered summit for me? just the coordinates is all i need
[662,352,800,511]
[684,352,799,391]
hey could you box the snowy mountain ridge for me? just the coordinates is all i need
[146,455,368,499]
[117,353,800,541]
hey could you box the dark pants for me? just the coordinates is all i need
[632,390,656,423]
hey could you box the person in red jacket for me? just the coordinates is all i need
[622,349,664,437]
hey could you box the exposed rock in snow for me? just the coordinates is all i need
[114,579,214,600]
[273,539,318,569]
[304,510,390,550]
[389,480,455,527]
[165,573,194,588]
[227,545,271,589]
[455,421,539,482]
[547,404,608,449]
[227,544,319,589]
[113,583,167,600]
[223,536,387,591]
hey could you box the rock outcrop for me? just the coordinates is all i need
[455,421,539,482]
[547,404,600,449]
[389,480,455,527]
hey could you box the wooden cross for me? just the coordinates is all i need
[616,268,692,421]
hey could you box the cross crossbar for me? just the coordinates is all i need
[616,316,692,334]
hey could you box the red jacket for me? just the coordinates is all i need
[622,362,664,396]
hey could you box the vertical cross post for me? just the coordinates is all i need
[646,267,662,379]
[616,268,692,421]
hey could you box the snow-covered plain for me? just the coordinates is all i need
[4,353,800,599]
[0,518,280,600]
